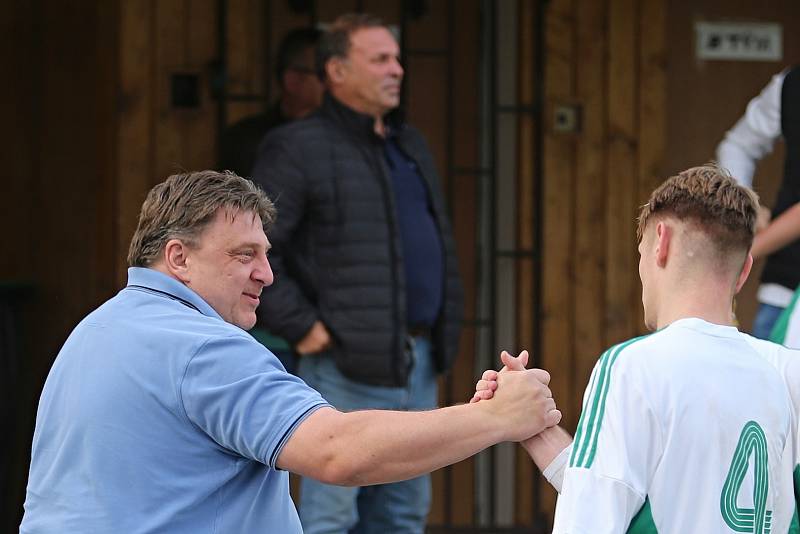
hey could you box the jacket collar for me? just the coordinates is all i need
[320,92,405,140]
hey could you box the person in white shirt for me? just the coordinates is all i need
[717,67,800,338]
[474,165,799,533]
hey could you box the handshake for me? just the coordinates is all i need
[468,350,562,443]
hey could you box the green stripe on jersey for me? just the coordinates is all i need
[570,335,649,469]
[769,286,800,344]
[569,347,608,468]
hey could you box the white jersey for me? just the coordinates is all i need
[552,318,795,534]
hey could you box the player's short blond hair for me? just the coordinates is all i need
[637,164,759,256]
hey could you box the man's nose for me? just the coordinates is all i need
[391,58,404,77]
[254,255,274,287]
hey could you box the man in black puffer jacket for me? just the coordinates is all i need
[251,12,463,534]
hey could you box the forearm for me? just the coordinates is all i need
[522,425,573,473]
[751,203,800,259]
[279,367,559,486]
[309,404,506,486]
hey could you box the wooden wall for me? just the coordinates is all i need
[117,0,219,284]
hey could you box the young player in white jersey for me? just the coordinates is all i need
[473,165,798,533]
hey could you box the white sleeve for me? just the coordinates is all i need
[716,71,786,188]
[552,354,662,534]
[542,443,571,493]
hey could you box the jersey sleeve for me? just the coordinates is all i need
[180,334,330,468]
[552,344,662,534]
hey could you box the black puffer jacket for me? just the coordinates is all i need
[252,94,463,387]
[762,66,800,291]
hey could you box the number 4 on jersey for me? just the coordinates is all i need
[720,421,772,534]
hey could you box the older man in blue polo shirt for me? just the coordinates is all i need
[20,170,560,533]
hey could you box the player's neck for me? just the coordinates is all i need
[655,281,737,330]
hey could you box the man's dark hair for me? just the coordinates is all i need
[316,13,387,80]
[275,27,322,81]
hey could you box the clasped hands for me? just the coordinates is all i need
[470,350,561,441]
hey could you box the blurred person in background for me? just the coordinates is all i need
[251,13,464,534]
[220,26,323,372]
[717,66,800,338]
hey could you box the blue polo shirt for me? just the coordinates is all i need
[21,267,329,533]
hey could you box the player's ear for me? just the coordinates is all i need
[734,252,753,294]
[655,221,671,267]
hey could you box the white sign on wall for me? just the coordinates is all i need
[695,22,782,61]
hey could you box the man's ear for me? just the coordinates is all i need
[734,252,754,294]
[655,221,671,268]
[325,58,346,84]
[163,239,191,283]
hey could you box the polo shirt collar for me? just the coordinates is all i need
[126,267,223,321]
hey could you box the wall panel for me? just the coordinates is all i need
[574,0,608,386]
[540,0,577,519]
[316,0,358,24]
[636,0,666,330]
[118,0,155,283]
[605,0,637,346]
[514,0,538,523]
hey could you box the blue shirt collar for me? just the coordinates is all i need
[126,267,224,321]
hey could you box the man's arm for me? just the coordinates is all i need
[715,71,785,188]
[277,367,561,486]
[751,202,800,260]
